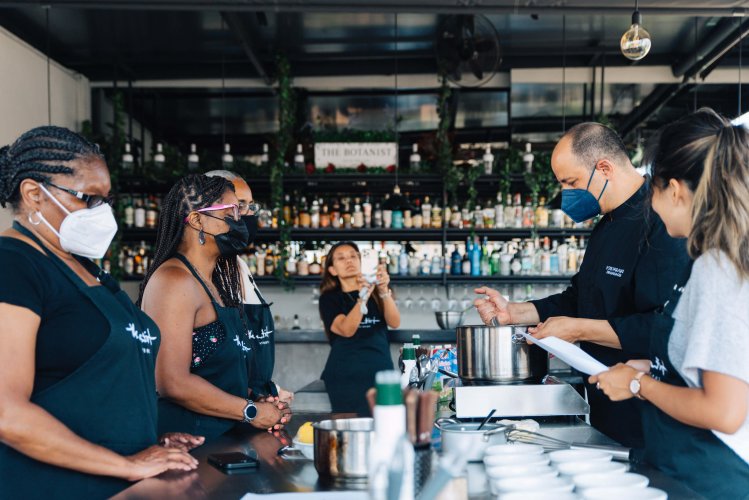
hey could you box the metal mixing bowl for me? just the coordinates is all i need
[435,311,465,330]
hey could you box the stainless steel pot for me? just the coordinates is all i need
[435,418,509,462]
[313,418,373,484]
[456,324,548,383]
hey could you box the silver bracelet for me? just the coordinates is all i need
[379,289,392,299]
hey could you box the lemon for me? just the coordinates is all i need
[296,421,314,444]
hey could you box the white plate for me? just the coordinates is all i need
[557,460,627,476]
[484,453,550,468]
[490,468,558,486]
[549,449,613,464]
[291,439,314,460]
[580,486,667,499]
[493,475,574,493]
[485,463,558,480]
[574,472,649,491]
[501,493,578,500]
[484,443,545,456]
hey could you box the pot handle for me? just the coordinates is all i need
[433,417,460,431]
[482,423,513,440]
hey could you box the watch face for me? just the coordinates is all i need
[245,403,258,420]
[629,379,641,395]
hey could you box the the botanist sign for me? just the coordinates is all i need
[314,142,397,169]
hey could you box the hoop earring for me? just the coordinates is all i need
[28,211,42,226]
[198,229,206,245]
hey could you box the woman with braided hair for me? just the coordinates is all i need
[0,126,199,499]
[139,174,289,440]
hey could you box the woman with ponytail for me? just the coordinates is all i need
[139,174,289,440]
[592,109,749,498]
[0,126,198,499]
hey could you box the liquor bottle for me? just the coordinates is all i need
[567,236,579,275]
[431,200,443,229]
[403,208,413,229]
[299,197,311,228]
[461,241,471,276]
[557,241,568,276]
[363,194,372,228]
[294,144,305,170]
[265,248,275,275]
[122,143,135,174]
[256,246,266,276]
[470,237,481,277]
[494,192,505,229]
[490,244,502,275]
[461,207,471,228]
[535,196,549,228]
[123,246,135,276]
[500,244,512,276]
[222,143,234,168]
[320,201,330,228]
[342,199,352,229]
[550,240,560,275]
[513,193,523,228]
[331,199,342,229]
[292,314,301,330]
[480,237,491,277]
[450,205,462,228]
[153,143,166,174]
[123,195,135,228]
[540,237,552,276]
[450,245,461,275]
[409,143,421,172]
[419,254,431,276]
[282,194,292,225]
[309,252,322,275]
[523,142,534,173]
[522,197,534,228]
[260,143,269,165]
[412,203,423,229]
[187,144,200,172]
[134,196,146,229]
[297,254,310,276]
[145,195,158,229]
[408,252,420,276]
[504,193,515,229]
[310,199,321,229]
[286,244,298,276]
[431,252,443,275]
[521,241,534,276]
[373,202,383,228]
[482,146,494,175]
[421,196,432,229]
[388,248,399,275]
[399,245,409,276]
[473,204,484,229]
[392,206,404,229]
[510,250,522,275]
[352,201,364,229]
[483,205,495,229]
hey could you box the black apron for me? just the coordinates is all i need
[641,261,749,499]
[0,223,160,500]
[321,292,393,416]
[157,254,250,439]
[243,272,278,398]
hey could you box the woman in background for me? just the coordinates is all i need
[592,109,749,498]
[318,241,400,415]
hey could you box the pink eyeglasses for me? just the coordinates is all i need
[184,203,240,223]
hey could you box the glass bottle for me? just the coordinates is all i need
[153,143,166,175]
[122,143,135,174]
[421,196,432,229]
[504,193,515,229]
[123,195,135,228]
[522,196,535,228]
[409,143,421,172]
[294,144,305,170]
[310,199,321,229]
[535,196,549,228]
[222,143,233,168]
[134,196,146,229]
[187,144,200,172]
[482,146,494,175]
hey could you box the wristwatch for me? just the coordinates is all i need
[242,399,258,423]
[629,372,647,400]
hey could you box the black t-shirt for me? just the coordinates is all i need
[319,290,393,377]
[0,237,109,394]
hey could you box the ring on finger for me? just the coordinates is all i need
[596,382,601,390]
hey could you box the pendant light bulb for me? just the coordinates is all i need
[620,9,652,61]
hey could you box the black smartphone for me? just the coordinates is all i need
[208,452,260,471]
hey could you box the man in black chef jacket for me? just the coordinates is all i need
[475,122,689,448]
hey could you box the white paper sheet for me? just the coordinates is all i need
[241,493,368,500]
[519,332,609,375]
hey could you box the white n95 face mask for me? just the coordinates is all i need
[36,184,118,259]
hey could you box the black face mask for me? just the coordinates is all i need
[241,214,259,244]
[206,216,250,257]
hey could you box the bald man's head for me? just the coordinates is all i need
[561,122,631,170]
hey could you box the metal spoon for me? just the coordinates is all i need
[477,409,497,431]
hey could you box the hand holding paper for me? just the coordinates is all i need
[519,332,609,375]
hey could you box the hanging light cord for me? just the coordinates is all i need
[562,15,567,133]
[221,17,227,147]
[394,13,399,188]
[45,6,51,125]
[739,17,743,117]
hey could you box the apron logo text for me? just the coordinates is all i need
[605,266,625,278]
[234,335,252,352]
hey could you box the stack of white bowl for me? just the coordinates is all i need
[483,445,669,499]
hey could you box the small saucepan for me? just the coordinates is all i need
[434,417,510,462]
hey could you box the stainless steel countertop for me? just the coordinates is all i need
[115,413,702,499]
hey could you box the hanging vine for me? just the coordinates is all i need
[436,76,461,204]
[272,54,296,286]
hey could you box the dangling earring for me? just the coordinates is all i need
[28,211,42,226]
[198,229,206,245]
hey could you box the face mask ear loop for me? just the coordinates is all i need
[596,179,609,202]
[39,183,72,216]
[585,165,597,191]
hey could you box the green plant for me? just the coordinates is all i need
[273,54,296,287]
[464,162,481,211]
[436,76,461,204]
